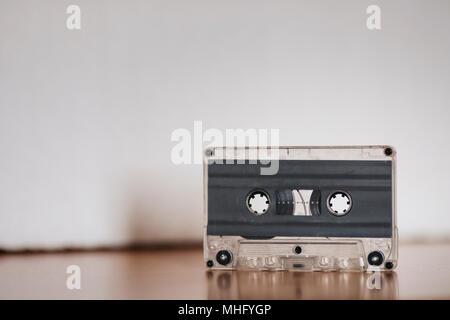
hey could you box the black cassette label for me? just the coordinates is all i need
[207,160,392,238]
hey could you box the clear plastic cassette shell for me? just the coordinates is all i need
[203,146,398,272]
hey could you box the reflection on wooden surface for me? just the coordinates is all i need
[207,270,398,300]
[1,244,450,299]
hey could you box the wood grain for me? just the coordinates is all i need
[0,243,448,299]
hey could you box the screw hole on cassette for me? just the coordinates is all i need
[294,246,302,254]
[384,147,393,156]
[246,190,270,215]
[326,190,352,216]
[205,148,214,157]
[206,260,214,268]
[385,261,394,270]
[216,250,232,266]
[368,251,384,266]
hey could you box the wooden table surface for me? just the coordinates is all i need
[0,243,449,299]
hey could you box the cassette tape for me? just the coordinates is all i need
[203,146,398,271]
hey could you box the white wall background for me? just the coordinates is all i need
[0,0,449,249]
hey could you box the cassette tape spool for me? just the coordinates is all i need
[203,146,398,272]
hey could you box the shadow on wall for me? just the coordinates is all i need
[123,170,203,247]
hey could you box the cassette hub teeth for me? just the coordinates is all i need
[327,190,352,216]
[247,190,270,215]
